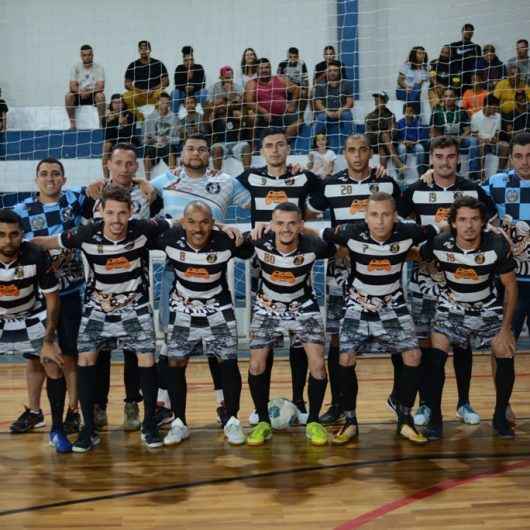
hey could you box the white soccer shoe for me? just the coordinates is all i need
[163,418,190,446]
[248,410,259,426]
[224,417,246,445]
[456,403,480,425]
[413,404,432,426]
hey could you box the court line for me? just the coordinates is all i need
[1,451,530,517]
[335,458,530,529]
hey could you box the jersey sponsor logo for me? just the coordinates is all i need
[271,270,296,284]
[435,207,450,224]
[474,254,485,264]
[184,267,209,279]
[105,256,131,271]
[369,184,379,193]
[14,266,25,279]
[454,267,478,280]
[0,284,20,297]
[180,251,186,261]
[285,177,296,186]
[206,182,221,194]
[206,253,218,263]
[293,255,305,266]
[367,259,392,272]
[390,243,400,253]
[446,252,456,263]
[349,198,369,215]
[263,252,275,264]
[506,189,519,203]
[265,191,289,205]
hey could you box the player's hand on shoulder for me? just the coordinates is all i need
[288,162,304,175]
[251,222,271,241]
[374,165,388,179]
[420,168,434,186]
[86,180,105,200]
[220,224,244,246]
[134,179,157,204]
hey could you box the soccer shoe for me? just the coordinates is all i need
[331,420,358,445]
[224,417,246,445]
[63,408,81,435]
[10,407,45,433]
[248,409,259,426]
[246,421,272,446]
[155,406,175,427]
[456,403,480,425]
[386,395,399,418]
[319,404,344,425]
[423,421,443,441]
[72,429,101,453]
[413,404,432,426]
[305,422,329,446]
[49,429,73,454]
[397,417,428,444]
[123,402,141,432]
[493,414,515,439]
[506,404,516,427]
[217,404,230,427]
[141,428,164,449]
[93,404,108,429]
[163,418,190,446]
[294,401,309,426]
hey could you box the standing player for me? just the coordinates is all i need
[246,203,335,447]
[421,196,517,437]
[0,209,71,452]
[152,201,253,446]
[322,193,438,444]
[400,136,497,430]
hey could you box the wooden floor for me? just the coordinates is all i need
[1,354,530,529]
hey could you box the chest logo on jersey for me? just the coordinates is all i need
[61,206,75,222]
[475,254,485,264]
[446,252,456,263]
[105,257,131,271]
[293,255,305,266]
[454,267,478,280]
[207,254,218,263]
[285,178,296,186]
[369,184,379,193]
[206,182,221,194]
[30,214,47,232]
[390,244,400,253]
[263,253,275,264]
[0,284,20,297]
[367,259,391,272]
[265,191,289,205]
[350,199,368,215]
[435,207,450,224]
[184,267,209,279]
[271,271,296,284]
[506,189,520,203]
[14,266,25,279]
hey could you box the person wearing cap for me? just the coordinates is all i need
[449,23,482,94]
[207,66,242,109]
[494,64,530,114]
[171,45,207,114]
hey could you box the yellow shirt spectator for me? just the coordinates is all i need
[494,66,530,113]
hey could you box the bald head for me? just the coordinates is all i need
[183,200,213,220]
[182,201,214,249]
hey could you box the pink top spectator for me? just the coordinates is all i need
[256,76,287,115]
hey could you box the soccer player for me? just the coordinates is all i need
[400,135,497,430]
[33,185,170,451]
[152,201,253,445]
[246,203,335,447]
[421,196,517,437]
[10,158,86,435]
[322,192,438,445]
[0,209,71,452]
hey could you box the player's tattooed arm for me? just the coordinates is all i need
[31,235,61,250]
[41,291,64,366]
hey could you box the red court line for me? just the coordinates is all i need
[335,458,530,529]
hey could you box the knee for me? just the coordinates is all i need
[339,353,356,367]
[168,357,188,369]
[403,349,422,367]
[249,357,266,375]
[310,359,327,379]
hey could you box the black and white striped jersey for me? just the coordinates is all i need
[323,222,437,298]
[309,169,402,227]
[237,167,323,226]
[250,233,336,304]
[421,231,515,305]
[59,218,169,312]
[0,242,59,318]
[153,227,253,305]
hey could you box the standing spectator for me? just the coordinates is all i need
[312,60,354,145]
[277,47,309,110]
[240,48,258,87]
[449,23,482,93]
[65,44,105,129]
[314,45,347,83]
[477,44,506,92]
[307,133,336,179]
[123,41,169,121]
[364,91,405,175]
[179,96,205,142]
[428,79,447,111]
[501,89,530,143]
[0,88,8,132]
[143,92,180,180]
[171,46,207,114]
[430,46,452,89]
[471,94,509,178]
[462,72,488,117]
[396,46,430,113]
[507,39,529,84]
[494,64,530,114]
[396,103,430,176]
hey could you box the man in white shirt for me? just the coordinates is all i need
[65,44,106,129]
[471,94,509,179]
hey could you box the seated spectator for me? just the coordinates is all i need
[396,46,429,113]
[314,45,347,84]
[494,64,530,113]
[244,57,302,139]
[365,91,405,175]
[240,47,258,87]
[429,46,452,89]
[507,39,529,85]
[277,47,309,110]
[396,103,430,177]
[205,66,242,119]
[102,94,138,177]
[122,40,169,121]
[0,88,8,132]
[312,60,354,145]
[501,89,530,144]
[462,72,488,117]
[143,92,180,180]
[65,44,105,129]
[428,79,446,111]
[431,87,480,180]
[477,44,506,92]
[179,96,206,143]
[171,46,207,114]
[307,133,336,179]
[449,23,482,93]
[471,94,509,178]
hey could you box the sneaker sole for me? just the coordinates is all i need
[143,441,164,448]
[72,445,93,453]
[456,411,480,425]
[246,434,272,446]
[10,420,46,433]
[226,436,246,446]
[163,433,190,446]
[306,435,328,446]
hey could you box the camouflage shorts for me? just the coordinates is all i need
[408,290,437,340]
[0,309,47,358]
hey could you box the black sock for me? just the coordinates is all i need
[417,347,431,405]
[424,348,448,424]
[397,365,419,416]
[157,355,168,393]
[166,365,187,424]
[138,366,158,431]
[391,354,404,400]
[327,343,341,406]
[289,343,308,405]
[307,375,327,423]
[453,344,472,407]
[124,349,142,403]
[220,359,242,419]
[265,350,274,400]
[248,371,270,423]
[208,356,223,391]
[78,365,97,434]
[47,376,66,431]
[338,364,358,414]
[94,349,111,409]
[494,357,515,417]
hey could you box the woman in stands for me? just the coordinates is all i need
[396,46,430,113]
[240,48,258,87]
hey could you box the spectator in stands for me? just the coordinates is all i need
[396,46,430,113]
[477,44,506,92]
[501,89,530,144]
[471,94,509,178]
[431,87,480,180]
[65,44,105,129]
[428,79,446,111]
[449,23,482,93]
[240,48,258,87]
[364,91,405,175]
[123,41,169,121]
[430,45,452,89]
[494,63,530,114]
[312,60,354,145]
[396,103,429,176]
[462,72,488,117]
[206,66,242,119]
[307,133,336,179]
[507,39,529,84]
[314,45,347,83]
[179,96,205,142]
[171,46,207,114]
[0,88,8,132]
[277,47,309,110]
[244,57,302,139]
[143,92,180,180]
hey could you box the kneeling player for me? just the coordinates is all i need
[246,203,335,447]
